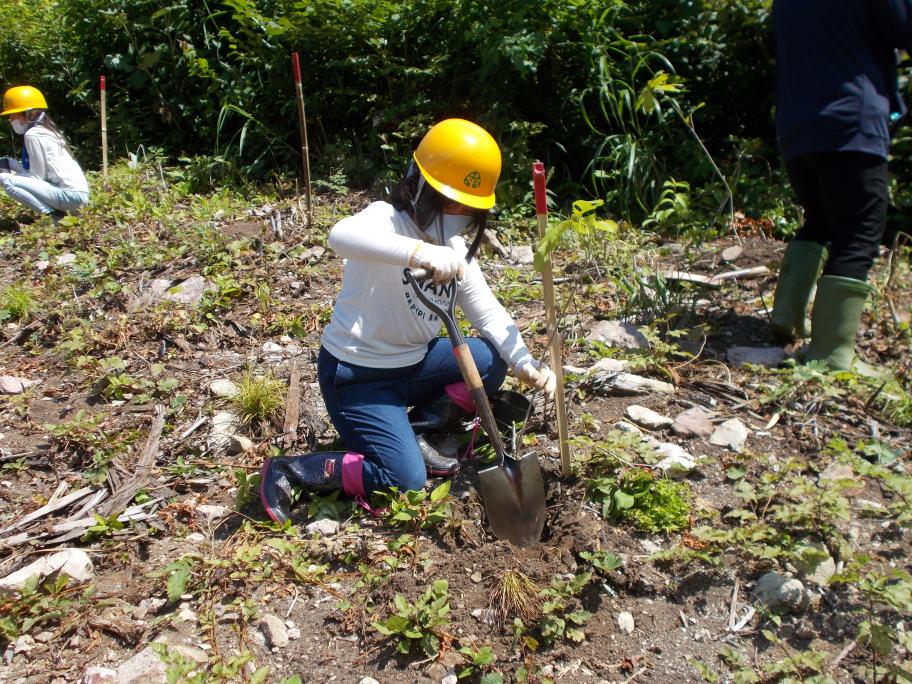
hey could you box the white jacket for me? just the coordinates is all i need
[10,125,89,193]
[321,201,533,370]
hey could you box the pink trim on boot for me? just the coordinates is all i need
[341,452,383,517]
[341,452,365,498]
[445,382,476,413]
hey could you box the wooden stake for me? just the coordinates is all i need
[532,162,571,476]
[283,359,301,450]
[291,52,313,229]
[100,75,108,177]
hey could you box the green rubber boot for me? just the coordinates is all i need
[804,275,875,372]
[770,240,828,340]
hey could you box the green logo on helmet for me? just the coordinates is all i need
[463,171,482,189]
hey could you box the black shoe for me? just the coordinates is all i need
[409,394,470,433]
[259,452,346,523]
[416,434,460,477]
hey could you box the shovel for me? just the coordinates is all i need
[404,268,546,547]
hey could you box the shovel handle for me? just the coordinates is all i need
[404,268,508,464]
[452,343,508,461]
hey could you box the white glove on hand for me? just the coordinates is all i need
[514,359,557,401]
[410,242,466,284]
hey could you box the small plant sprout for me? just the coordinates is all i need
[232,368,286,431]
[491,569,543,624]
[372,579,452,657]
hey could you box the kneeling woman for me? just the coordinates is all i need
[0,86,89,221]
[261,119,555,523]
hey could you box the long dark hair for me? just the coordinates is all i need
[26,110,73,154]
[390,161,488,245]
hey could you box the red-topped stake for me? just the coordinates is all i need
[100,75,108,177]
[532,162,571,476]
[292,52,313,228]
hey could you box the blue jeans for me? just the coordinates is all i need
[0,173,89,215]
[317,338,507,493]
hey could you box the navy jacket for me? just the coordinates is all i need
[773,0,912,161]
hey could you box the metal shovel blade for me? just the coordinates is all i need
[478,452,546,547]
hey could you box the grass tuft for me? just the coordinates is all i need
[232,368,285,431]
[490,569,543,624]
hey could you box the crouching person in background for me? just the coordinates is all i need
[0,85,89,223]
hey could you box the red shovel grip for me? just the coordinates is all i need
[100,75,106,92]
[532,161,547,216]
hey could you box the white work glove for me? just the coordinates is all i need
[410,242,466,284]
[514,359,557,401]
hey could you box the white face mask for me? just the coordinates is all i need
[11,119,28,135]
[436,213,474,243]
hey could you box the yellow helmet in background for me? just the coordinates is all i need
[413,118,501,210]
[1,86,48,116]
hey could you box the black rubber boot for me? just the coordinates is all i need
[408,393,470,433]
[415,434,461,477]
[259,452,347,524]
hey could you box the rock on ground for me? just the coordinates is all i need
[671,407,714,438]
[625,405,673,430]
[709,418,750,452]
[590,371,676,396]
[0,549,94,592]
[617,611,635,634]
[752,571,809,613]
[109,646,165,684]
[259,613,289,648]
[209,379,239,398]
[586,320,650,349]
[506,245,534,264]
[654,443,697,479]
[793,543,837,587]
[305,518,341,536]
[81,667,117,684]
[0,375,37,395]
[721,245,743,262]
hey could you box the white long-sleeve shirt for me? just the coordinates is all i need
[321,201,533,370]
[14,125,89,193]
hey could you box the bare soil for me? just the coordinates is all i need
[0,195,910,684]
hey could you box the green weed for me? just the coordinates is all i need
[373,579,451,657]
[537,572,593,646]
[589,467,691,533]
[45,410,139,483]
[379,481,454,532]
[0,573,95,647]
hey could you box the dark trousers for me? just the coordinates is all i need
[786,151,888,281]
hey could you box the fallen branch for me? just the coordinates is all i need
[661,266,770,288]
[0,487,95,536]
[100,406,165,517]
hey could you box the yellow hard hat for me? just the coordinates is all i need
[413,118,501,210]
[1,86,48,116]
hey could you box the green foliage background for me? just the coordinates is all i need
[1,0,905,232]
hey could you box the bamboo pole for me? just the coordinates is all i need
[291,52,313,229]
[100,75,108,177]
[532,162,571,476]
